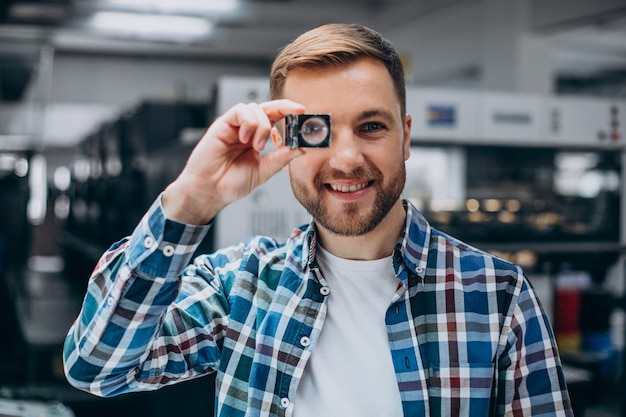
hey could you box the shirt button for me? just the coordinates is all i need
[280,397,290,408]
[320,286,330,296]
[107,297,114,306]
[416,267,423,273]
[300,336,311,347]
[143,236,155,249]
[162,245,175,257]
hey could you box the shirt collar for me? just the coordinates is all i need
[299,199,430,279]
[395,200,430,280]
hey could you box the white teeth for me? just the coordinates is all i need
[329,182,368,193]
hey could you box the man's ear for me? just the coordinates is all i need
[403,114,412,161]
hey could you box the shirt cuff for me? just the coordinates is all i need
[126,193,212,278]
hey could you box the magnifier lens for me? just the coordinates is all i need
[300,117,329,145]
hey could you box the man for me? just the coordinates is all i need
[63,23,573,416]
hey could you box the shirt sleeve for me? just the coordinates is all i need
[495,275,574,416]
[62,195,233,397]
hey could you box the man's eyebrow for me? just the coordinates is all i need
[356,109,396,123]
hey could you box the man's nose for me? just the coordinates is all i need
[327,127,365,171]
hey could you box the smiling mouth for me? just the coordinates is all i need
[327,181,372,193]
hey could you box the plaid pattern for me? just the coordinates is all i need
[64,198,573,416]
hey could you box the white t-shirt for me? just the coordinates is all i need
[293,245,403,417]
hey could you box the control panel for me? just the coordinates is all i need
[407,87,625,148]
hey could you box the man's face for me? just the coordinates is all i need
[283,57,411,237]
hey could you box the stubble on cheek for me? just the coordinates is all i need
[290,164,405,237]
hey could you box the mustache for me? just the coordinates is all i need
[314,166,383,187]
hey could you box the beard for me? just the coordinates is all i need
[290,162,406,237]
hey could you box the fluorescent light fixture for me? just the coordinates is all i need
[27,153,47,225]
[106,0,238,13]
[91,11,212,39]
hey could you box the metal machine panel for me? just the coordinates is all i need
[214,171,310,249]
[407,88,625,148]
[478,92,544,144]
[406,88,479,142]
[544,97,624,148]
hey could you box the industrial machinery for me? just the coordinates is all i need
[404,88,623,255]
[404,87,625,413]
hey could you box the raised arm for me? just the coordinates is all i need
[63,100,305,396]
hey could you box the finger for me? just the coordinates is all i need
[247,103,273,152]
[260,100,306,123]
[212,100,305,149]
[230,103,262,145]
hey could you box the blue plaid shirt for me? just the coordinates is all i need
[64,197,573,416]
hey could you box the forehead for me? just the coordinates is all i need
[282,57,400,114]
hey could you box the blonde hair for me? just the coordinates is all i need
[270,23,406,116]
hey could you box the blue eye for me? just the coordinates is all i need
[363,122,384,132]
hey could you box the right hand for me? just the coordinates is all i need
[162,100,306,225]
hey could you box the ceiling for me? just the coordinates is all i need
[1,0,626,102]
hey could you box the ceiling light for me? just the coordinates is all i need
[106,0,238,14]
[91,12,213,39]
